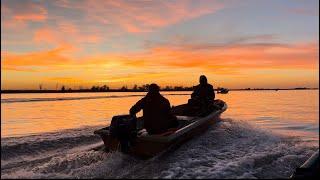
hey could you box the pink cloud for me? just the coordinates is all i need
[3,0,225,51]
[34,27,60,45]
[1,0,47,35]
[53,0,225,33]
[289,7,319,16]
[33,24,102,46]
[2,0,47,22]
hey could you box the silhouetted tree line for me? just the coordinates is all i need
[90,85,110,92]
[58,84,195,92]
[3,86,316,94]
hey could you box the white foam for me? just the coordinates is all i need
[1,118,317,179]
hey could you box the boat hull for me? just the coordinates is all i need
[129,114,219,158]
[94,99,227,158]
[290,149,319,179]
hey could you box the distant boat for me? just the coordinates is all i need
[217,88,229,94]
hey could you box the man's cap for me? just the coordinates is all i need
[200,75,207,84]
[148,83,160,93]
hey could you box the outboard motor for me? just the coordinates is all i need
[110,115,137,153]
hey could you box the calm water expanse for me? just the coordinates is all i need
[2,90,318,139]
[1,90,319,178]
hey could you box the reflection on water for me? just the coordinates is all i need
[1,90,319,141]
[1,90,319,179]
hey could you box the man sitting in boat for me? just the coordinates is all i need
[129,83,178,135]
[188,75,215,116]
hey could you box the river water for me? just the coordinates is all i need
[1,90,319,178]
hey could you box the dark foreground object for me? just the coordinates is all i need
[291,149,319,179]
[94,99,227,158]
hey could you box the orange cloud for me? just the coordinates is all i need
[2,38,318,91]
[1,44,122,72]
[14,13,46,22]
[138,41,319,70]
[2,41,318,74]
[95,72,171,83]
[47,77,86,83]
[2,41,318,89]
[34,28,60,45]
[1,44,75,70]
[34,25,102,46]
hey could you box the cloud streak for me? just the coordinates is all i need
[2,0,47,23]
[2,0,224,35]
[53,0,225,33]
[115,40,319,72]
[2,40,318,74]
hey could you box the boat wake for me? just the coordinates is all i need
[1,119,317,179]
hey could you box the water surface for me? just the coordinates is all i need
[1,90,319,178]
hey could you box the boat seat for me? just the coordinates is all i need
[137,127,179,137]
[176,116,197,121]
[137,129,148,137]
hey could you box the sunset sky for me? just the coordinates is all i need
[1,0,319,90]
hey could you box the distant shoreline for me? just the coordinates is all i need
[1,88,318,94]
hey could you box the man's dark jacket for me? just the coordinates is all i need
[130,92,177,134]
[191,83,215,101]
